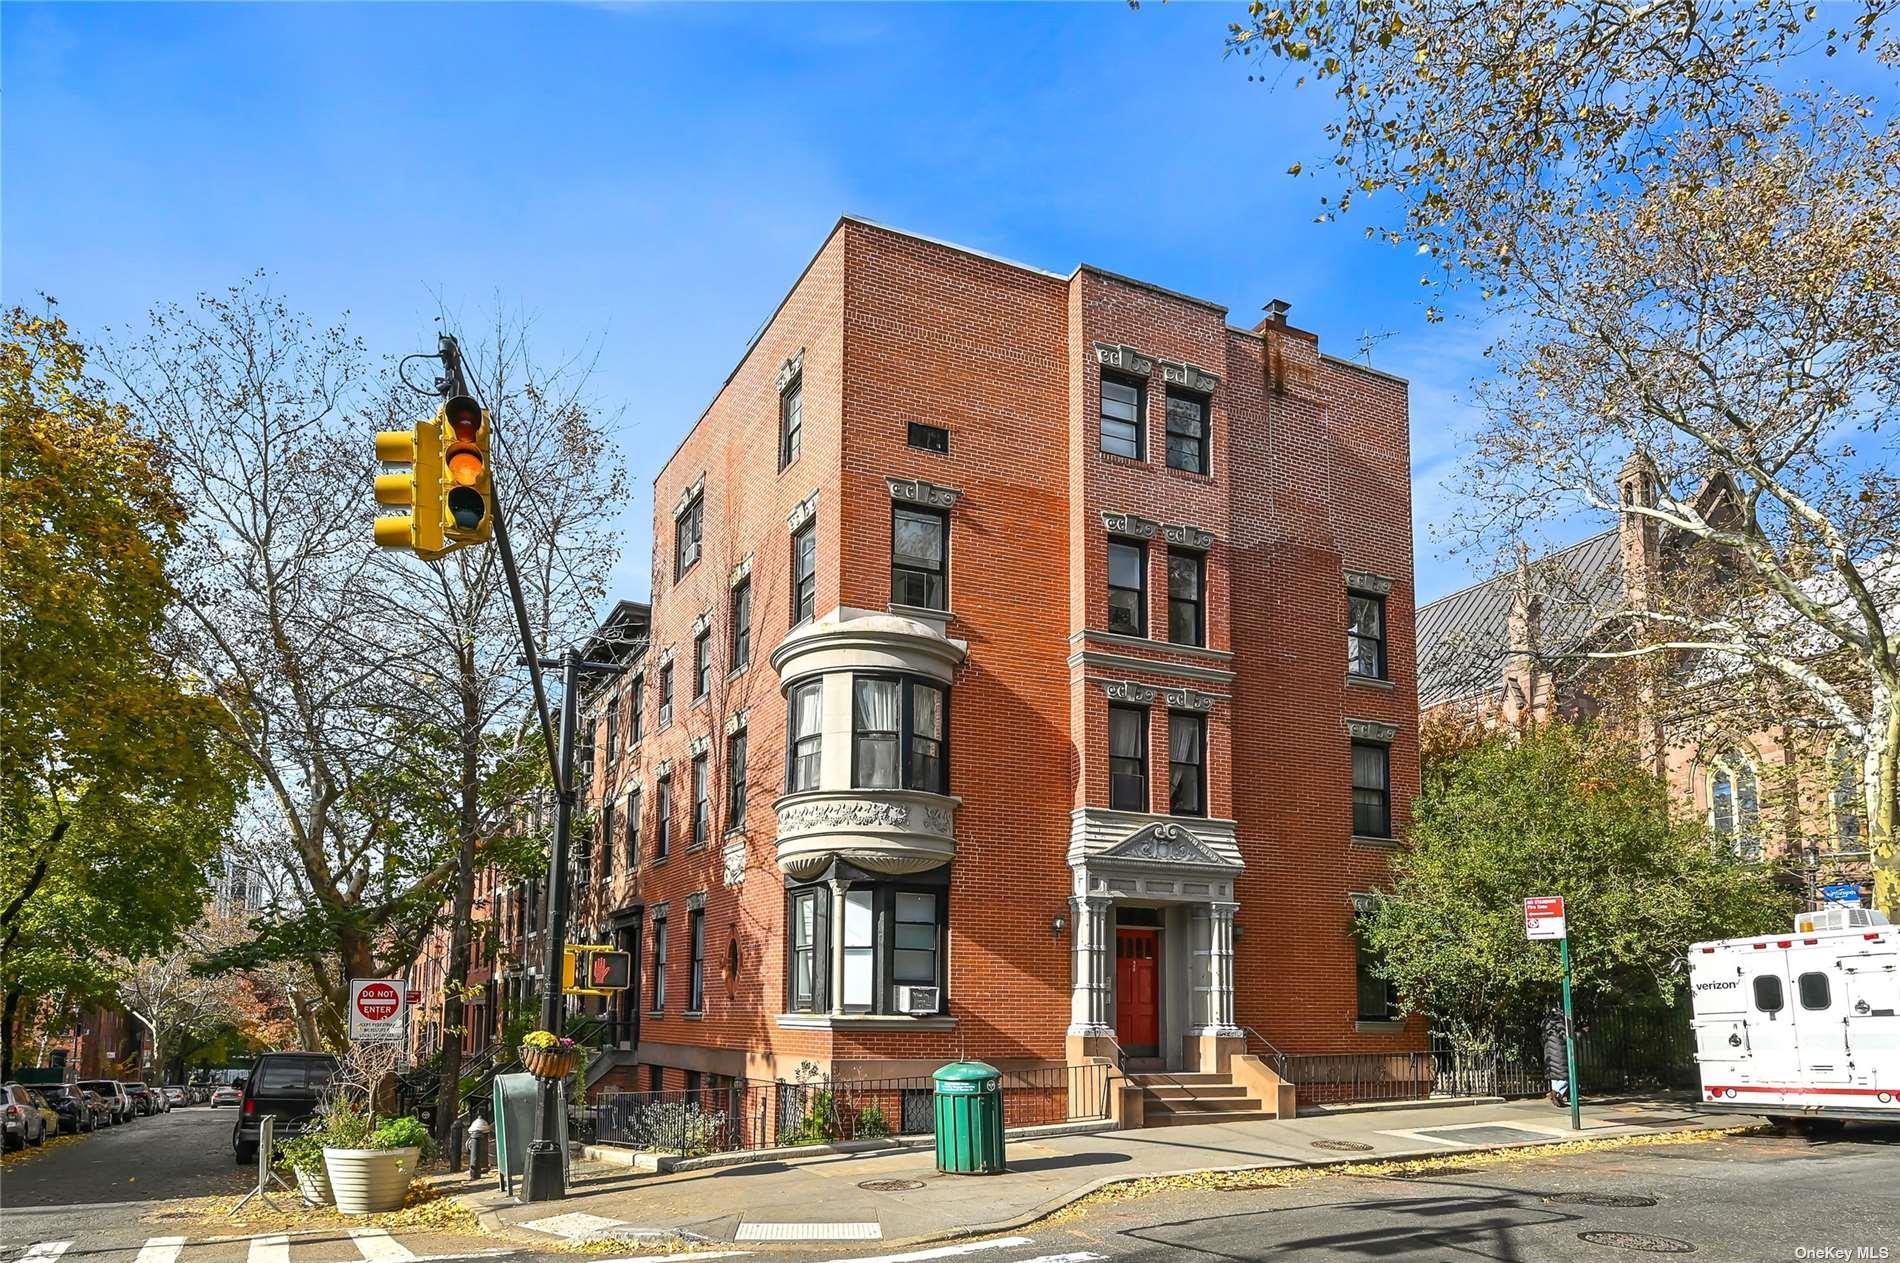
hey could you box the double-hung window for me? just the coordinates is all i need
[1108,541,1146,636]
[892,506,948,611]
[791,521,817,625]
[1165,389,1209,474]
[1168,550,1204,647]
[1356,937,1400,1021]
[779,375,803,470]
[1352,741,1391,838]
[1348,591,1387,680]
[787,681,822,792]
[625,788,641,869]
[687,908,705,1013]
[842,889,874,1010]
[693,628,711,698]
[651,911,668,1011]
[726,727,748,830]
[892,891,940,1001]
[598,799,616,878]
[788,888,824,1012]
[1109,705,1147,812]
[852,676,947,794]
[674,492,702,578]
[658,664,674,727]
[629,676,645,744]
[1168,711,1206,816]
[604,703,619,764]
[691,753,709,849]
[654,774,672,860]
[1100,374,1144,459]
[730,579,752,670]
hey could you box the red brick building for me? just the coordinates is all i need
[561,217,1421,1098]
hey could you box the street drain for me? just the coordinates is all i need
[1547,1193,1660,1208]
[1311,1139,1374,1152]
[1393,1167,1478,1179]
[858,1178,926,1192]
[1578,1231,1695,1253]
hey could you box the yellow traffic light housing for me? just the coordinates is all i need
[372,421,446,555]
[562,944,631,995]
[440,395,493,546]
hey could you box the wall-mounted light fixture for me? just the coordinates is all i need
[1233,922,1244,941]
[1051,914,1068,937]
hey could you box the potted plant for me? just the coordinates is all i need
[520,1030,581,1080]
[321,1107,433,1215]
[275,1131,334,1206]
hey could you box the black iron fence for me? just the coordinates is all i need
[588,1062,1112,1157]
[1282,1005,1697,1107]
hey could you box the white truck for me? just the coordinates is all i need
[1689,905,1898,1132]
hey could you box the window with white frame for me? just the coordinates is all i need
[787,680,822,792]
[1708,749,1763,860]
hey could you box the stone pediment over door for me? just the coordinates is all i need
[1099,821,1238,871]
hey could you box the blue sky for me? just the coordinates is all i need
[4,1,1495,610]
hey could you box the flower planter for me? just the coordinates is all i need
[322,1146,419,1215]
[521,1044,579,1080]
[293,1164,334,1207]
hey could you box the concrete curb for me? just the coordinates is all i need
[869,1116,1752,1249]
[1299,1095,1505,1117]
[580,1118,1118,1175]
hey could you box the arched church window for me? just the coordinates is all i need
[1708,750,1763,861]
[1830,742,1865,854]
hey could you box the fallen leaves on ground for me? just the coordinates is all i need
[148,1174,485,1237]
[549,1236,714,1257]
[1043,1125,1762,1223]
[0,1132,88,1169]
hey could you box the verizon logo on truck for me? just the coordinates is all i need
[1688,904,1897,1132]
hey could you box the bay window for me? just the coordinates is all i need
[787,680,822,792]
[784,878,948,1016]
[853,676,948,794]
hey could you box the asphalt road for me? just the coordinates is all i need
[2,1105,249,1239]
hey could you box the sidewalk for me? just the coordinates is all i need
[464,1096,1741,1248]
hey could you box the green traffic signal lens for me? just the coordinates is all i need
[447,487,486,530]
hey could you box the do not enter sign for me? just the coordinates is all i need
[349,979,407,1040]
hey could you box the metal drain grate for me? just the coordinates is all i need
[1311,1139,1375,1152]
[1578,1231,1695,1253]
[858,1178,927,1192]
[1393,1166,1479,1179]
[1547,1193,1659,1208]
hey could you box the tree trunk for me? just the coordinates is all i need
[1868,684,1898,921]
[1,986,21,1080]
[436,676,482,1143]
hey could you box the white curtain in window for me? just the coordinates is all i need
[795,682,823,739]
[856,678,901,788]
[1110,709,1143,759]
[1171,715,1202,766]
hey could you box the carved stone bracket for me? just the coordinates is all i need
[1349,891,1381,917]
[656,759,673,778]
[686,890,707,913]
[656,646,675,668]
[1103,511,1159,540]
[1101,680,1217,712]
[690,735,710,757]
[722,840,747,887]
[730,555,753,587]
[691,611,711,636]
[774,349,804,394]
[887,477,961,509]
[1163,522,1215,550]
[725,707,749,736]
[787,491,819,533]
[1093,341,1153,378]
[1157,359,1220,395]
[673,474,705,520]
[1345,718,1399,743]
[1345,568,1394,596]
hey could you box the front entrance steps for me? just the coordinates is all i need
[1129,1070,1274,1126]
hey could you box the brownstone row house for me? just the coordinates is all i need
[1417,456,1877,905]
[412,218,1423,1117]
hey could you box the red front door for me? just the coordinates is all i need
[1116,927,1160,1055]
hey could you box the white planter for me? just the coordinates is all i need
[322,1147,419,1215]
[294,1165,334,1207]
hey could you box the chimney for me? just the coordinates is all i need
[1617,451,1662,610]
[1255,298,1293,334]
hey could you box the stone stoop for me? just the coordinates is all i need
[1129,1070,1274,1126]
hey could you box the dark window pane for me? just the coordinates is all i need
[792,524,817,624]
[1108,541,1145,636]
[907,422,949,452]
[1101,377,1143,458]
[780,380,802,469]
[1797,972,1829,1010]
[1165,391,1208,474]
[1109,705,1147,812]
[1753,975,1784,1013]
[1168,552,1203,646]
[1169,712,1205,816]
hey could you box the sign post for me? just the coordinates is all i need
[1525,896,1580,1132]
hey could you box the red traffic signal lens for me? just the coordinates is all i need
[445,396,481,441]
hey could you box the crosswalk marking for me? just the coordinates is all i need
[815,1238,1035,1263]
[20,1245,72,1263]
[347,1230,418,1263]
[735,1224,881,1243]
[593,1254,750,1263]
[134,1237,187,1263]
[247,1233,291,1263]
[1013,1255,1105,1263]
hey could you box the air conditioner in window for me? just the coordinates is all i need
[895,985,940,1015]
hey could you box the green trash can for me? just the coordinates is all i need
[933,1060,1005,1174]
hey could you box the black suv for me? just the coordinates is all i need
[231,1052,337,1163]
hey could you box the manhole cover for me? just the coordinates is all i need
[1578,1231,1695,1253]
[858,1178,926,1192]
[1547,1192,1659,1208]
[1311,1139,1374,1152]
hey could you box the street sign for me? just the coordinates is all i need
[1524,896,1567,941]
[348,978,406,1040]
[1820,883,1862,907]
[405,989,422,1005]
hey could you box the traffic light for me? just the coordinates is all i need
[439,394,492,545]
[373,420,445,555]
[562,945,631,994]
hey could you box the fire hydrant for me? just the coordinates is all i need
[467,1114,493,1180]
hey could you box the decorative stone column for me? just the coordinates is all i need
[1187,901,1243,1072]
[829,879,849,1018]
[1067,895,1112,1037]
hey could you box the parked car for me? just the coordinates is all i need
[164,1086,189,1107]
[40,1085,91,1134]
[209,1084,242,1108]
[123,1082,156,1116]
[2,1083,51,1150]
[20,1086,60,1138]
[80,1089,113,1130]
[79,1079,133,1124]
[232,1052,336,1163]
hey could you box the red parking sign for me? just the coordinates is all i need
[1524,896,1567,940]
